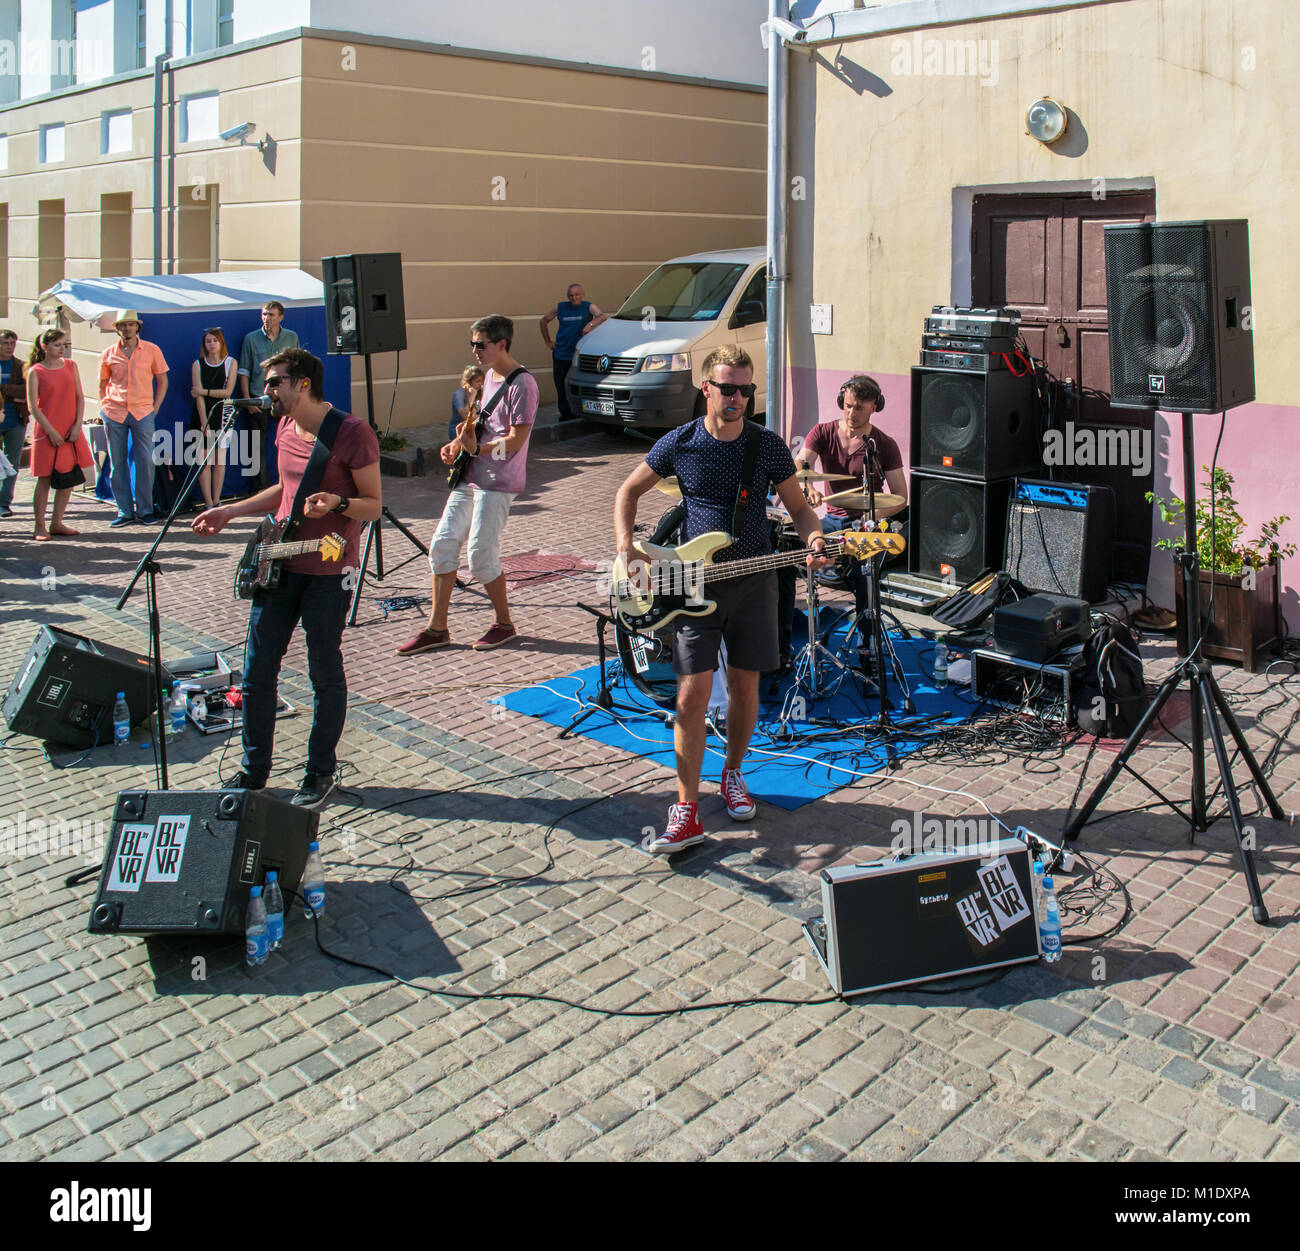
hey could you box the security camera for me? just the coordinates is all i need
[761,16,807,48]
[220,122,257,143]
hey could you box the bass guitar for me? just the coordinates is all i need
[612,528,905,633]
[233,516,347,599]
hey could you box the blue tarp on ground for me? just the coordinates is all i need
[495,614,974,810]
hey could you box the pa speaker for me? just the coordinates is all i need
[1004,479,1117,603]
[88,790,316,937]
[322,252,407,355]
[1103,220,1253,412]
[911,367,1039,480]
[911,473,1011,584]
[3,626,159,748]
[803,839,1040,995]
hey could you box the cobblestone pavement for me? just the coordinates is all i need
[2,419,1299,1162]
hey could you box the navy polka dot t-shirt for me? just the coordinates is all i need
[645,420,797,563]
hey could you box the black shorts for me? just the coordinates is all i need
[672,570,779,675]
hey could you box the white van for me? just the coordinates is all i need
[564,246,766,430]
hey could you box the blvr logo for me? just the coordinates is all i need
[50,1184,152,1231]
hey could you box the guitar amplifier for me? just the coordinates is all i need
[803,839,1040,995]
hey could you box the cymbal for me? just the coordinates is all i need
[823,488,906,511]
[793,469,858,485]
[654,477,682,499]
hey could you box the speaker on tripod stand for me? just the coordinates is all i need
[321,252,428,624]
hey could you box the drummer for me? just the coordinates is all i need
[793,374,908,614]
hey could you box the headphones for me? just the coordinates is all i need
[837,374,884,413]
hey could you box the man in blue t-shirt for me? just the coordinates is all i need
[539,283,606,420]
[614,346,831,856]
[0,330,29,517]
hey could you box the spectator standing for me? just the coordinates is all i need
[25,329,92,541]
[0,329,29,517]
[449,365,485,443]
[238,301,299,489]
[99,310,169,527]
[190,328,237,509]
[539,283,607,421]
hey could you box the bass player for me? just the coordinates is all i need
[192,348,381,808]
[613,346,832,855]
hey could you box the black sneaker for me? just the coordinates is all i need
[223,771,266,790]
[292,772,335,808]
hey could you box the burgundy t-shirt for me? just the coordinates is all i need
[273,410,379,575]
[803,420,903,517]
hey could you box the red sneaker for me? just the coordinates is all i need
[721,767,756,820]
[648,803,705,855]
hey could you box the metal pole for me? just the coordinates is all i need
[764,0,789,436]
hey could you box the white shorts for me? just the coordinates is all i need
[429,486,515,584]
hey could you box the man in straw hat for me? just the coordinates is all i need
[98,310,169,526]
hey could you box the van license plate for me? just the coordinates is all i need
[583,399,615,416]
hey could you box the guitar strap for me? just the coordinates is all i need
[730,422,762,541]
[470,368,526,448]
[286,406,346,533]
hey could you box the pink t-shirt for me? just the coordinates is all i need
[466,370,538,494]
[273,410,379,575]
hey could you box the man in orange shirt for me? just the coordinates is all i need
[99,310,169,526]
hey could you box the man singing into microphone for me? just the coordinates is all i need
[192,349,381,807]
[794,374,907,617]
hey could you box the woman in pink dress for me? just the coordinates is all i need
[25,328,92,541]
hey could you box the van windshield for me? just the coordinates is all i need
[614,263,747,322]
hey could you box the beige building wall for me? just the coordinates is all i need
[788,0,1298,407]
[298,36,766,426]
[0,40,303,395]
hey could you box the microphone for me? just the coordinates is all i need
[225,395,272,410]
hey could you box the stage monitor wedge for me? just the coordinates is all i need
[322,252,407,355]
[1103,220,1254,412]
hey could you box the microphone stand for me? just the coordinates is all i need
[115,401,240,791]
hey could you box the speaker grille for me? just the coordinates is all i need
[1005,503,1087,598]
[920,374,984,468]
[913,476,1010,583]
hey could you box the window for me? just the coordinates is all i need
[217,0,234,47]
[39,125,66,164]
[136,0,148,69]
[0,135,7,172]
[102,109,132,155]
[38,200,66,293]
[101,193,132,277]
[181,92,219,142]
[0,206,9,315]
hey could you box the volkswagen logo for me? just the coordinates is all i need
[598,355,610,374]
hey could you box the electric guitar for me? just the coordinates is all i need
[233,516,347,599]
[613,529,905,633]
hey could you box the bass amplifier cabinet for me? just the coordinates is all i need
[88,790,316,937]
[911,473,1011,584]
[3,626,161,748]
[803,839,1040,995]
[1004,479,1116,603]
[911,367,1039,478]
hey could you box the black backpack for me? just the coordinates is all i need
[1074,621,1149,737]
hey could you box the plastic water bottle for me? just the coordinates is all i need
[245,886,269,967]
[301,842,325,920]
[168,685,187,738]
[1031,858,1045,909]
[1038,874,1062,963]
[264,871,284,951]
[112,691,131,749]
[932,641,949,686]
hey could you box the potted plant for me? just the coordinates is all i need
[1147,467,1295,671]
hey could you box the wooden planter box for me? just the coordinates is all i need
[1174,562,1282,673]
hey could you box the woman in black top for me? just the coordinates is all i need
[190,328,236,508]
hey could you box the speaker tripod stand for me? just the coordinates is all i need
[1063,413,1283,924]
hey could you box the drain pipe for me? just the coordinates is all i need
[762,3,806,436]
[151,0,175,273]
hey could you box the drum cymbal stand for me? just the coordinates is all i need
[791,561,850,701]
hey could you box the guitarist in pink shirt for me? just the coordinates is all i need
[192,348,381,808]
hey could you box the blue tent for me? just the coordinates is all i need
[34,269,353,507]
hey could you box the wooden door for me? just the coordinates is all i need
[973,191,1156,583]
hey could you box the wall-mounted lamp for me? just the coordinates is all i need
[1025,97,1068,145]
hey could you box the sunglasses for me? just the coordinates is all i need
[708,381,757,399]
[263,375,287,388]
[470,339,499,351]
